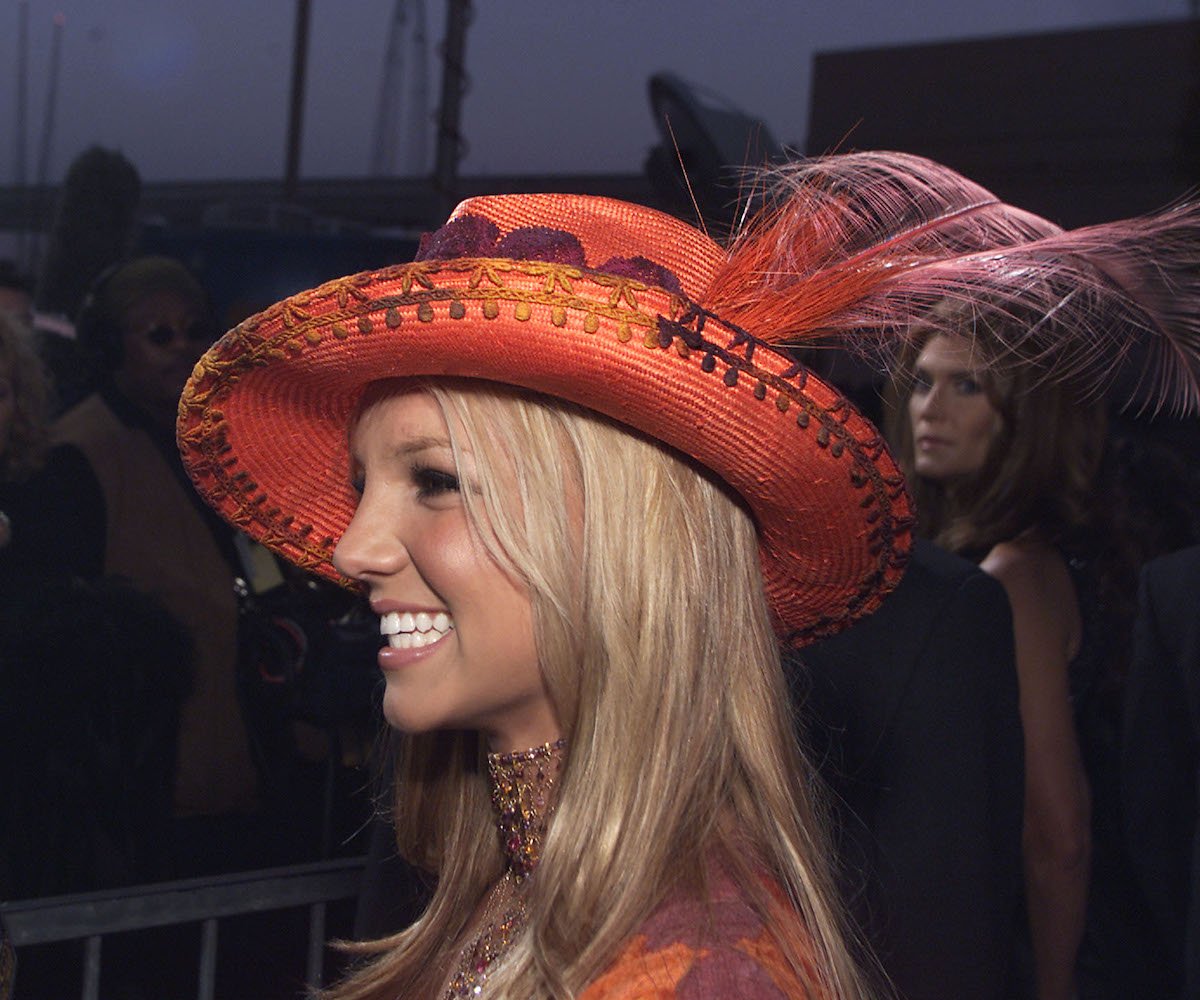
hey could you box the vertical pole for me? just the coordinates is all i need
[81,935,101,1000]
[14,1,28,186]
[197,918,218,1000]
[34,13,64,188]
[14,0,29,268]
[283,0,312,204]
[306,902,327,987]
[409,0,430,175]
[29,12,64,272]
[433,0,471,215]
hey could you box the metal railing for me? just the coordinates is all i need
[0,855,368,1000]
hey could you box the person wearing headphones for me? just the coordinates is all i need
[53,257,258,843]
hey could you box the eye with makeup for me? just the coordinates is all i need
[911,368,984,397]
[345,460,460,502]
[413,463,461,501]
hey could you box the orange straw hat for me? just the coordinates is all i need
[178,191,914,645]
[181,153,1199,644]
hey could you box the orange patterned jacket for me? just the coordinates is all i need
[579,871,828,1000]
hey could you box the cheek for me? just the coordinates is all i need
[119,344,160,387]
[412,517,530,632]
[415,519,480,596]
[458,544,536,658]
[983,404,1004,439]
[966,404,1003,452]
[120,332,145,367]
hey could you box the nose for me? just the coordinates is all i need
[912,382,945,423]
[332,494,410,583]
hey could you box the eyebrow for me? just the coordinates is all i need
[348,433,453,467]
[389,435,453,457]
[915,362,976,377]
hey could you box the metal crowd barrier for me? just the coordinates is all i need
[0,855,368,1000]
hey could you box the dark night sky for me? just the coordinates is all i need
[0,0,1188,184]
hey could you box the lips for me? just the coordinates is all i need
[379,610,454,649]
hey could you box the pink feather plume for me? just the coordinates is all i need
[704,152,1200,416]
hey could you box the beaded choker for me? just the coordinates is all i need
[443,738,566,998]
[489,738,566,880]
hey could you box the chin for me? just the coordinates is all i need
[914,457,943,480]
[918,465,962,485]
[380,698,438,735]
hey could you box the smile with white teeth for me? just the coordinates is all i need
[379,610,455,649]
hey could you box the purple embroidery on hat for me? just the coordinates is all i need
[494,227,587,266]
[415,216,686,295]
[415,214,501,260]
[598,255,684,296]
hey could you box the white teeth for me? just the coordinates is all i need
[380,609,455,648]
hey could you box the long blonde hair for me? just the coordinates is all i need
[326,379,869,999]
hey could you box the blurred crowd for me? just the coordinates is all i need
[0,150,381,913]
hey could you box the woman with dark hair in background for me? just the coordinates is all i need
[886,299,1176,999]
[889,315,1100,1000]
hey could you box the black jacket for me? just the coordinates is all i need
[794,539,1024,1000]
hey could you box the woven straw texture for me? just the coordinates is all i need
[178,194,912,644]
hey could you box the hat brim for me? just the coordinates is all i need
[179,251,911,646]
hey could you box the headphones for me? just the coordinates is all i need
[74,262,125,372]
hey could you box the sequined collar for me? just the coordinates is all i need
[486,738,566,881]
[443,739,567,998]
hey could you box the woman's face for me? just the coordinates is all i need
[333,389,557,752]
[908,334,1003,481]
